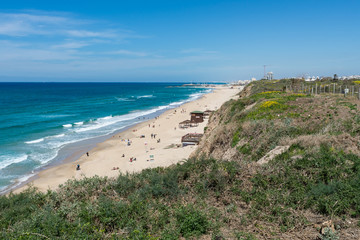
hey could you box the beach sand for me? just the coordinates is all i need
[14,86,241,193]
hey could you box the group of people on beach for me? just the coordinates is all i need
[78,113,167,172]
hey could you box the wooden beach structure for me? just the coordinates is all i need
[181,133,203,146]
[179,120,199,129]
[190,111,204,123]
[203,110,214,118]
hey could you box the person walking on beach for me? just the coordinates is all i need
[86,152,89,157]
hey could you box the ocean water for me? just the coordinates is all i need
[0,82,211,192]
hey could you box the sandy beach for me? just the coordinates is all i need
[14,86,240,193]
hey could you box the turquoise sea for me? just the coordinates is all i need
[0,82,211,192]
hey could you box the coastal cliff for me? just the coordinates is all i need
[194,79,360,160]
[1,79,360,239]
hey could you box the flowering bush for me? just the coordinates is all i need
[259,91,282,95]
[260,101,280,108]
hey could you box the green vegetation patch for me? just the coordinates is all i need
[244,93,307,120]
[250,91,284,101]
[175,204,209,238]
[241,144,360,226]
[231,127,242,147]
[0,158,241,239]
[246,101,290,120]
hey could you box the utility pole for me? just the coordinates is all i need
[263,65,267,79]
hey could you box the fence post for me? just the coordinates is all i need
[315,83,317,94]
[333,83,335,94]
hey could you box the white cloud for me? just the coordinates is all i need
[2,13,68,24]
[0,11,122,39]
[0,40,78,61]
[0,13,69,36]
[108,50,149,57]
[0,20,38,36]
[66,30,116,38]
[0,48,77,61]
[52,42,89,49]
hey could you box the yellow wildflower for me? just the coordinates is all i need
[260,101,280,108]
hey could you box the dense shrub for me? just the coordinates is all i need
[244,144,360,222]
[175,204,209,238]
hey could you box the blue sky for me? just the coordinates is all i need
[0,0,359,82]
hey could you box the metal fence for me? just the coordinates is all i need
[286,83,360,99]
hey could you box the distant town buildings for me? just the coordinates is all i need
[304,76,320,82]
[232,73,359,85]
[236,78,256,85]
[293,74,359,82]
[340,75,360,80]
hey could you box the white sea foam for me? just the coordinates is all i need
[169,101,186,106]
[52,133,65,138]
[169,90,209,107]
[16,173,36,184]
[116,97,134,102]
[74,122,84,126]
[0,172,37,194]
[99,116,112,120]
[63,124,72,128]
[0,154,28,170]
[25,138,44,144]
[75,105,168,133]
[137,95,154,99]
[189,92,203,100]
[30,149,60,165]
[40,114,74,118]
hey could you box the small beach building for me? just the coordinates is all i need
[179,120,190,129]
[179,120,198,129]
[190,111,204,123]
[181,133,203,146]
[203,110,213,118]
